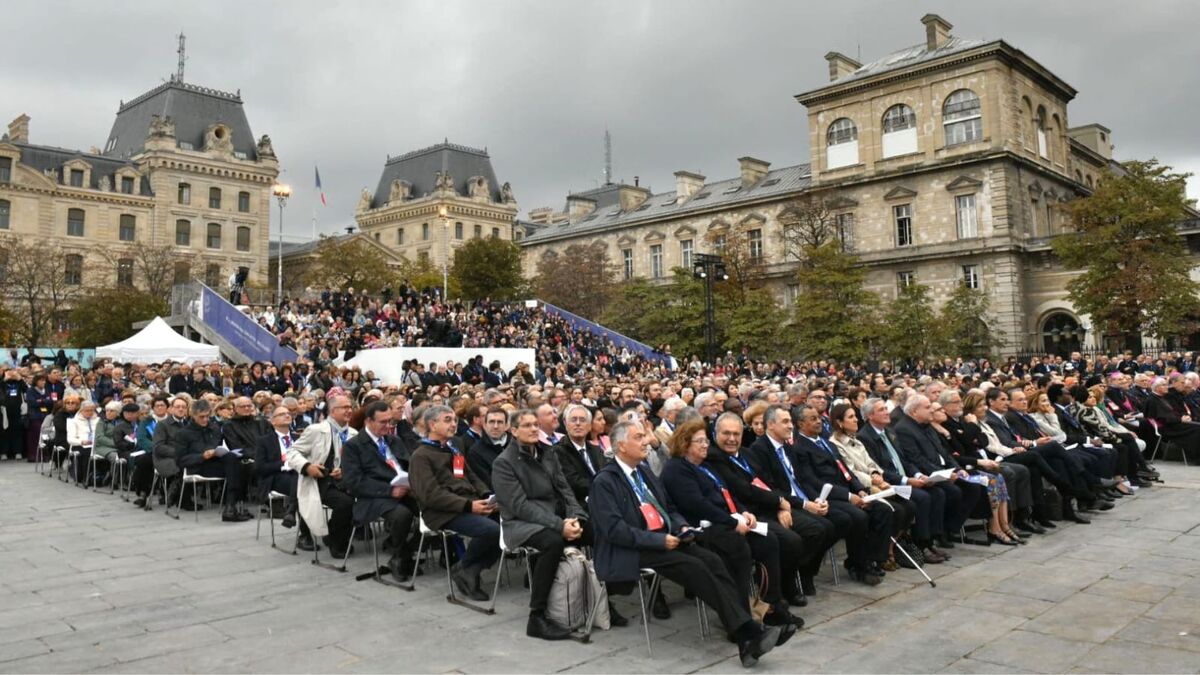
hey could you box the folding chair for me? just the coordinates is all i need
[65,447,81,484]
[255,491,295,553]
[294,504,340,572]
[46,445,67,479]
[414,516,493,614]
[488,518,538,613]
[168,469,225,522]
[86,452,111,492]
[634,568,710,657]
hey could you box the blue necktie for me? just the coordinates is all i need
[816,437,836,457]
[775,445,808,500]
[376,437,389,461]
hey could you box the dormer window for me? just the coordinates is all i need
[120,176,135,194]
[826,118,859,169]
[69,169,84,188]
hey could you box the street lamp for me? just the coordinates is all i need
[438,204,449,301]
[692,253,729,364]
[272,183,292,304]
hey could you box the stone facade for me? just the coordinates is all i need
[520,14,1194,356]
[0,80,278,295]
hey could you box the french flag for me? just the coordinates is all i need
[315,165,327,206]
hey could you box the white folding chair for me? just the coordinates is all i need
[634,568,710,657]
[168,469,225,522]
[488,518,538,613]
[414,516,493,615]
[256,490,294,552]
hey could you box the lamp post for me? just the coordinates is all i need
[692,253,728,364]
[272,183,292,304]
[438,204,449,301]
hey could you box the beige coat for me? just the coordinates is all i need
[830,434,884,488]
[285,420,357,537]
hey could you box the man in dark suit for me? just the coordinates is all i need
[749,406,879,586]
[589,420,786,666]
[254,405,300,529]
[791,405,891,579]
[1049,383,1118,489]
[177,399,251,522]
[891,395,982,549]
[341,400,419,581]
[483,360,507,388]
[467,409,510,490]
[856,398,947,563]
[554,403,607,506]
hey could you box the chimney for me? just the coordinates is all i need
[824,51,862,82]
[921,14,952,51]
[566,194,597,219]
[1067,124,1113,161]
[617,184,651,211]
[674,170,706,202]
[7,114,29,143]
[738,156,771,187]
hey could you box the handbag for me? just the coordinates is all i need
[1042,485,1062,520]
[749,562,771,623]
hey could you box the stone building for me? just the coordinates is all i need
[353,142,519,267]
[520,14,1196,356]
[0,79,279,300]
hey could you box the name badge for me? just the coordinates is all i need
[750,477,771,491]
[720,487,738,514]
[452,453,466,479]
[836,459,853,482]
[639,502,665,531]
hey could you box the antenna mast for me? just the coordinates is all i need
[603,128,612,185]
[176,33,187,83]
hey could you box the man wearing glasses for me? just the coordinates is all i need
[286,394,356,557]
[254,406,301,530]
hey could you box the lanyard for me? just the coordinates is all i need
[730,454,753,475]
[696,464,725,489]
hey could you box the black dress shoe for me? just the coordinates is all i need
[921,548,946,564]
[775,621,799,645]
[851,567,882,586]
[936,535,956,549]
[1035,517,1057,529]
[738,625,781,668]
[133,497,147,508]
[800,575,817,596]
[764,603,803,627]
[783,591,808,608]
[1095,499,1115,511]
[1067,511,1091,524]
[1015,520,1045,535]
[281,512,296,529]
[607,602,629,627]
[526,612,572,641]
[651,593,672,619]
[296,534,319,551]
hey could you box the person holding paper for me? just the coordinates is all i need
[177,399,251,522]
[112,402,152,500]
[790,405,893,581]
[589,420,787,667]
[342,400,419,581]
[748,406,879,586]
[661,419,802,628]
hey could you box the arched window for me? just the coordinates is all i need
[236,226,251,252]
[206,223,221,249]
[1085,175,1094,189]
[943,89,982,146]
[397,227,405,245]
[881,104,917,158]
[175,219,191,246]
[1035,105,1048,158]
[0,199,9,229]
[119,214,136,242]
[1041,312,1083,356]
[826,118,858,169]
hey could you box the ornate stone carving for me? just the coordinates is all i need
[44,168,59,183]
[357,189,373,211]
[469,175,490,200]
[148,114,176,139]
[204,123,233,154]
[434,170,455,193]
[501,182,515,203]
[389,179,412,203]
[99,175,111,192]
[256,134,275,158]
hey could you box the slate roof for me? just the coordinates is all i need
[835,37,992,85]
[102,81,258,160]
[13,142,153,195]
[563,183,625,212]
[371,142,503,209]
[522,163,812,244]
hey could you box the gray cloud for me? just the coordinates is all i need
[4,0,1197,242]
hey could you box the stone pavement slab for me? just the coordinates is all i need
[1,460,1199,673]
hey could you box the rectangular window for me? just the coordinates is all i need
[0,199,9,229]
[785,283,801,306]
[238,191,251,213]
[455,222,463,240]
[680,239,693,268]
[120,176,135,194]
[69,169,84,188]
[650,244,663,278]
[118,214,136,242]
[175,219,191,246]
[956,194,978,239]
[67,208,85,237]
[0,157,11,183]
[836,212,855,251]
[397,228,405,245]
[893,204,913,247]
[962,264,981,290]
[1037,127,1048,158]
[473,224,482,239]
[236,226,251,252]
[422,223,429,240]
[492,227,500,239]
[178,183,191,205]
[117,259,134,287]
[65,255,83,285]
[897,271,915,292]
[622,248,634,280]
[209,187,221,209]
[713,233,727,254]
[945,118,983,146]
[748,228,763,260]
[206,223,221,249]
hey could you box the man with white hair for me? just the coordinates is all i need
[654,397,686,448]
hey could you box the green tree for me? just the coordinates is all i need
[939,283,1005,359]
[394,256,460,299]
[450,236,524,301]
[534,242,615,320]
[721,287,789,360]
[312,236,393,292]
[602,269,715,358]
[1052,159,1199,346]
[68,287,168,347]
[791,242,880,362]
[882,282,943,363]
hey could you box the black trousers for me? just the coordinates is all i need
[785,509,837,578]
[766,520,805,596]
[697,525,773,606]
[190,454,246,504]
[638,544,752,637]
[823,500,881,568]
[907,485,941,542]
[884,495,916,536]
[933,480,981,534]
[997,462,1032,511]
[376,496,419,560]
[524,523,593,613]
[261,471,299,500]
[117,450,154,496]
[1004,450,1059,502]
[1,413,24,458]
[1033,443,1092,493]
[316,479,354,550]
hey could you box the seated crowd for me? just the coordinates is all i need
[6,346,1184,667]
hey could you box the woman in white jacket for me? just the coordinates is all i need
[66,401,100,481]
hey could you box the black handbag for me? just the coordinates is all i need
[1042,486,1062,520]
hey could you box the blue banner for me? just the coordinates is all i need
[200,286,299,364]
[540,302,673,368]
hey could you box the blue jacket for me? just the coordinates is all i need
[588,460,686,583]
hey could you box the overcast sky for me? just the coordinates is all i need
[5,0,1198,240]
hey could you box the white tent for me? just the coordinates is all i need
[95,317,220,363]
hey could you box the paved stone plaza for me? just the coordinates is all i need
[1,461,1198,674]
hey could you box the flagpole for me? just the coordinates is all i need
[312,207,316,242]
